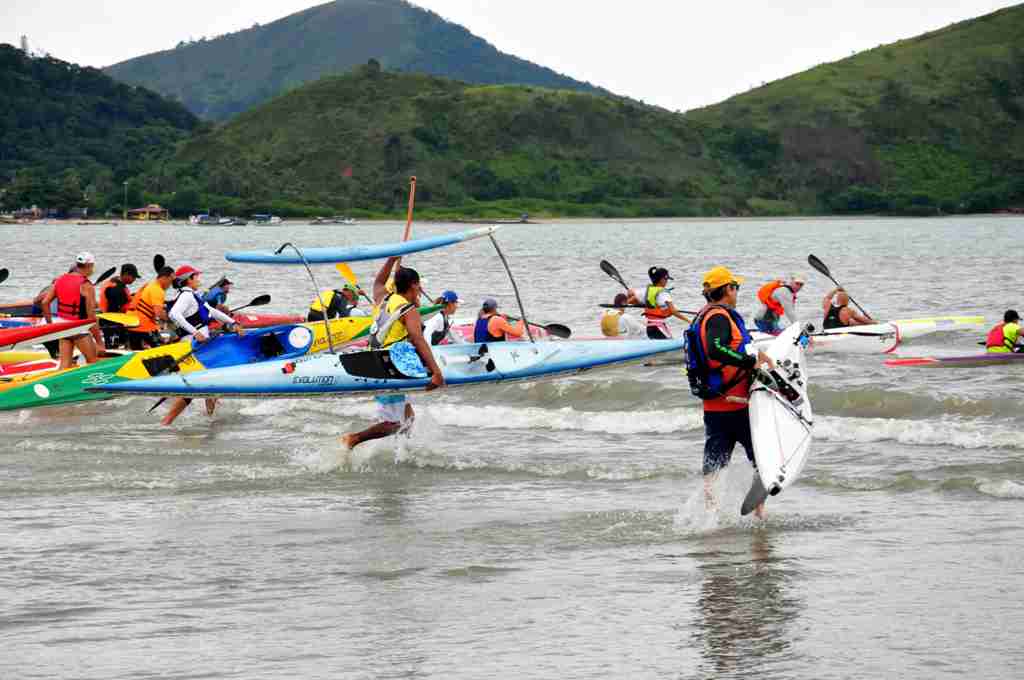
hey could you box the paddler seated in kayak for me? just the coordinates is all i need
[626,267,690,339]
[424,290,466,346]
[98,263,141,349]
[985,310,1023,353]
[688,266,774,518]
[203,276,233,315]
[161,265,244,426]
[306,284,365,322]
[341,260,444,450]
[821,287,875,329]
[40,252,103,369]
[753,274,804,334]
[474,298,526,342]
[601,293,645,338]
[127,266,174,350]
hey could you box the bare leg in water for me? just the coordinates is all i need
[704,471,766,518]
[162,398,192,426]
[341,404,415,449]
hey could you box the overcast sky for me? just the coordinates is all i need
[3,0,1017,111]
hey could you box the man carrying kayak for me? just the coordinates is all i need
[687,266,774,518]
[627,267,690,339]
[985,310,1022,353]
[41,252,103,369]
[601,293,645,338]
[162,265,244,426]
[822,287,875,328]
[341,259,444,450]
[753,274,805,334]
[474,298,526,342]
[307,284,365,322]
[128,266,174,350]
[424,290,466,345]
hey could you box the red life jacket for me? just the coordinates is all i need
[986,323,1012,351]
[757,280,795,318]
[54,273,87,320]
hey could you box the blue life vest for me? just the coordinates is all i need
[174,291,212,337]
[474,316,504,343]
[684,304,752,399]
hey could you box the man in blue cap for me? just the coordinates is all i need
[424,290,465,345]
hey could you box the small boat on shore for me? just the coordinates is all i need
[252,214,283,225]
[312,216,357,225]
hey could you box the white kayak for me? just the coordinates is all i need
[742,323,814,515]
[751,315,984,355]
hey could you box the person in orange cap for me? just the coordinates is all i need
[687,266,774,518]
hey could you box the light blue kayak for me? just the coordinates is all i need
[89,339,684,398]
[226,226,498,264]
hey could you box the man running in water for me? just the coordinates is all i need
[822,287,875,328]
[341,258,444,449]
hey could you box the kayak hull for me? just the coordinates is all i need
[0,319,95,351]
[886,353,1024,369]
[92,339,686,398]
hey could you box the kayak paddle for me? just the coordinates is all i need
[807,255,872,318]
[335,263,372,303]
[93,267,117,286]
[600,260,631,291]
[599,303,700,315]
[505,315,572,339]
[153,254,165,273]
[229,294,271,314]
[0,268,8,285]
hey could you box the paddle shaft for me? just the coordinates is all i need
[808,255,872,318]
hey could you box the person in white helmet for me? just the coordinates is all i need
[41,252,102,369]
[753,274,805,334]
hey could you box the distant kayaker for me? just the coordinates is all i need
[204,276,233,314]
[40,252,103,369]
[601,293,645,338]
[474,298,526,342]
[341,260,444,450]
[424,290,466,345]
[626,267,690,339]
[753,274,805,333]
[127,266,174,350]
[822,287,875,328]
[306,284,364,322]
[162,265,244,426]
[687,266,774,518]
[985,310,1022,353]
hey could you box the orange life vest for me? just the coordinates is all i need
[757,280,795,318]
[643,285,672,320]
[699,306,752,413]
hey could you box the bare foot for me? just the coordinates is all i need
[340,434,358,450]
[754,502,766,520]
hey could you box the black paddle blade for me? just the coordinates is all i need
[600,260,630,289]
[248,294,271,307]
[94,266,117,285]
[807,254,831,279]
[153,254,165,273]
[147,397,167,413]
[543,323,572,339]
[0,268,9,285]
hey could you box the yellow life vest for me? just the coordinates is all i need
[309,289,336,313]
[371,293,414,348]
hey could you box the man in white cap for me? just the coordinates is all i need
[41,252,102,369]
[753,274,805,334]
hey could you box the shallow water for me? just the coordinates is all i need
[2,216,1024,678]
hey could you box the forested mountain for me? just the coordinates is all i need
[126,63,759,219]
[687,3,1024,214]
[0,44,199,213]
[104,0,605,121]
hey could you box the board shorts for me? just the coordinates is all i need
[754,318,781,334]
[702,409,755,475]
[374,394,408,424]
[646,323,671,340]
[389,340,427,377]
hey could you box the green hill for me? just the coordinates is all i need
[687,3,1024,214]
[127,63,762,219]
[0,44,199,214]
[104,0,606,121]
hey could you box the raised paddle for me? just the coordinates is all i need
[93,267,117,286]
[153,254,165,273]
[335,263,372,303]
[228,294,271,315]
[600,260,631,291]
[0,268,8,285]
[807,254,872,318]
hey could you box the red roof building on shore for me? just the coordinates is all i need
[127,204,169,220]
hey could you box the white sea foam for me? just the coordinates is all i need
[976,479,1024,499]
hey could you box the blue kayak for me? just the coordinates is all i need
[89,339,685,398]
[226,226,497,264]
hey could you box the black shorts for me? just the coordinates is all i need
[646,325,670,340]
[702,409,754,475]
[126,331,163,351]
